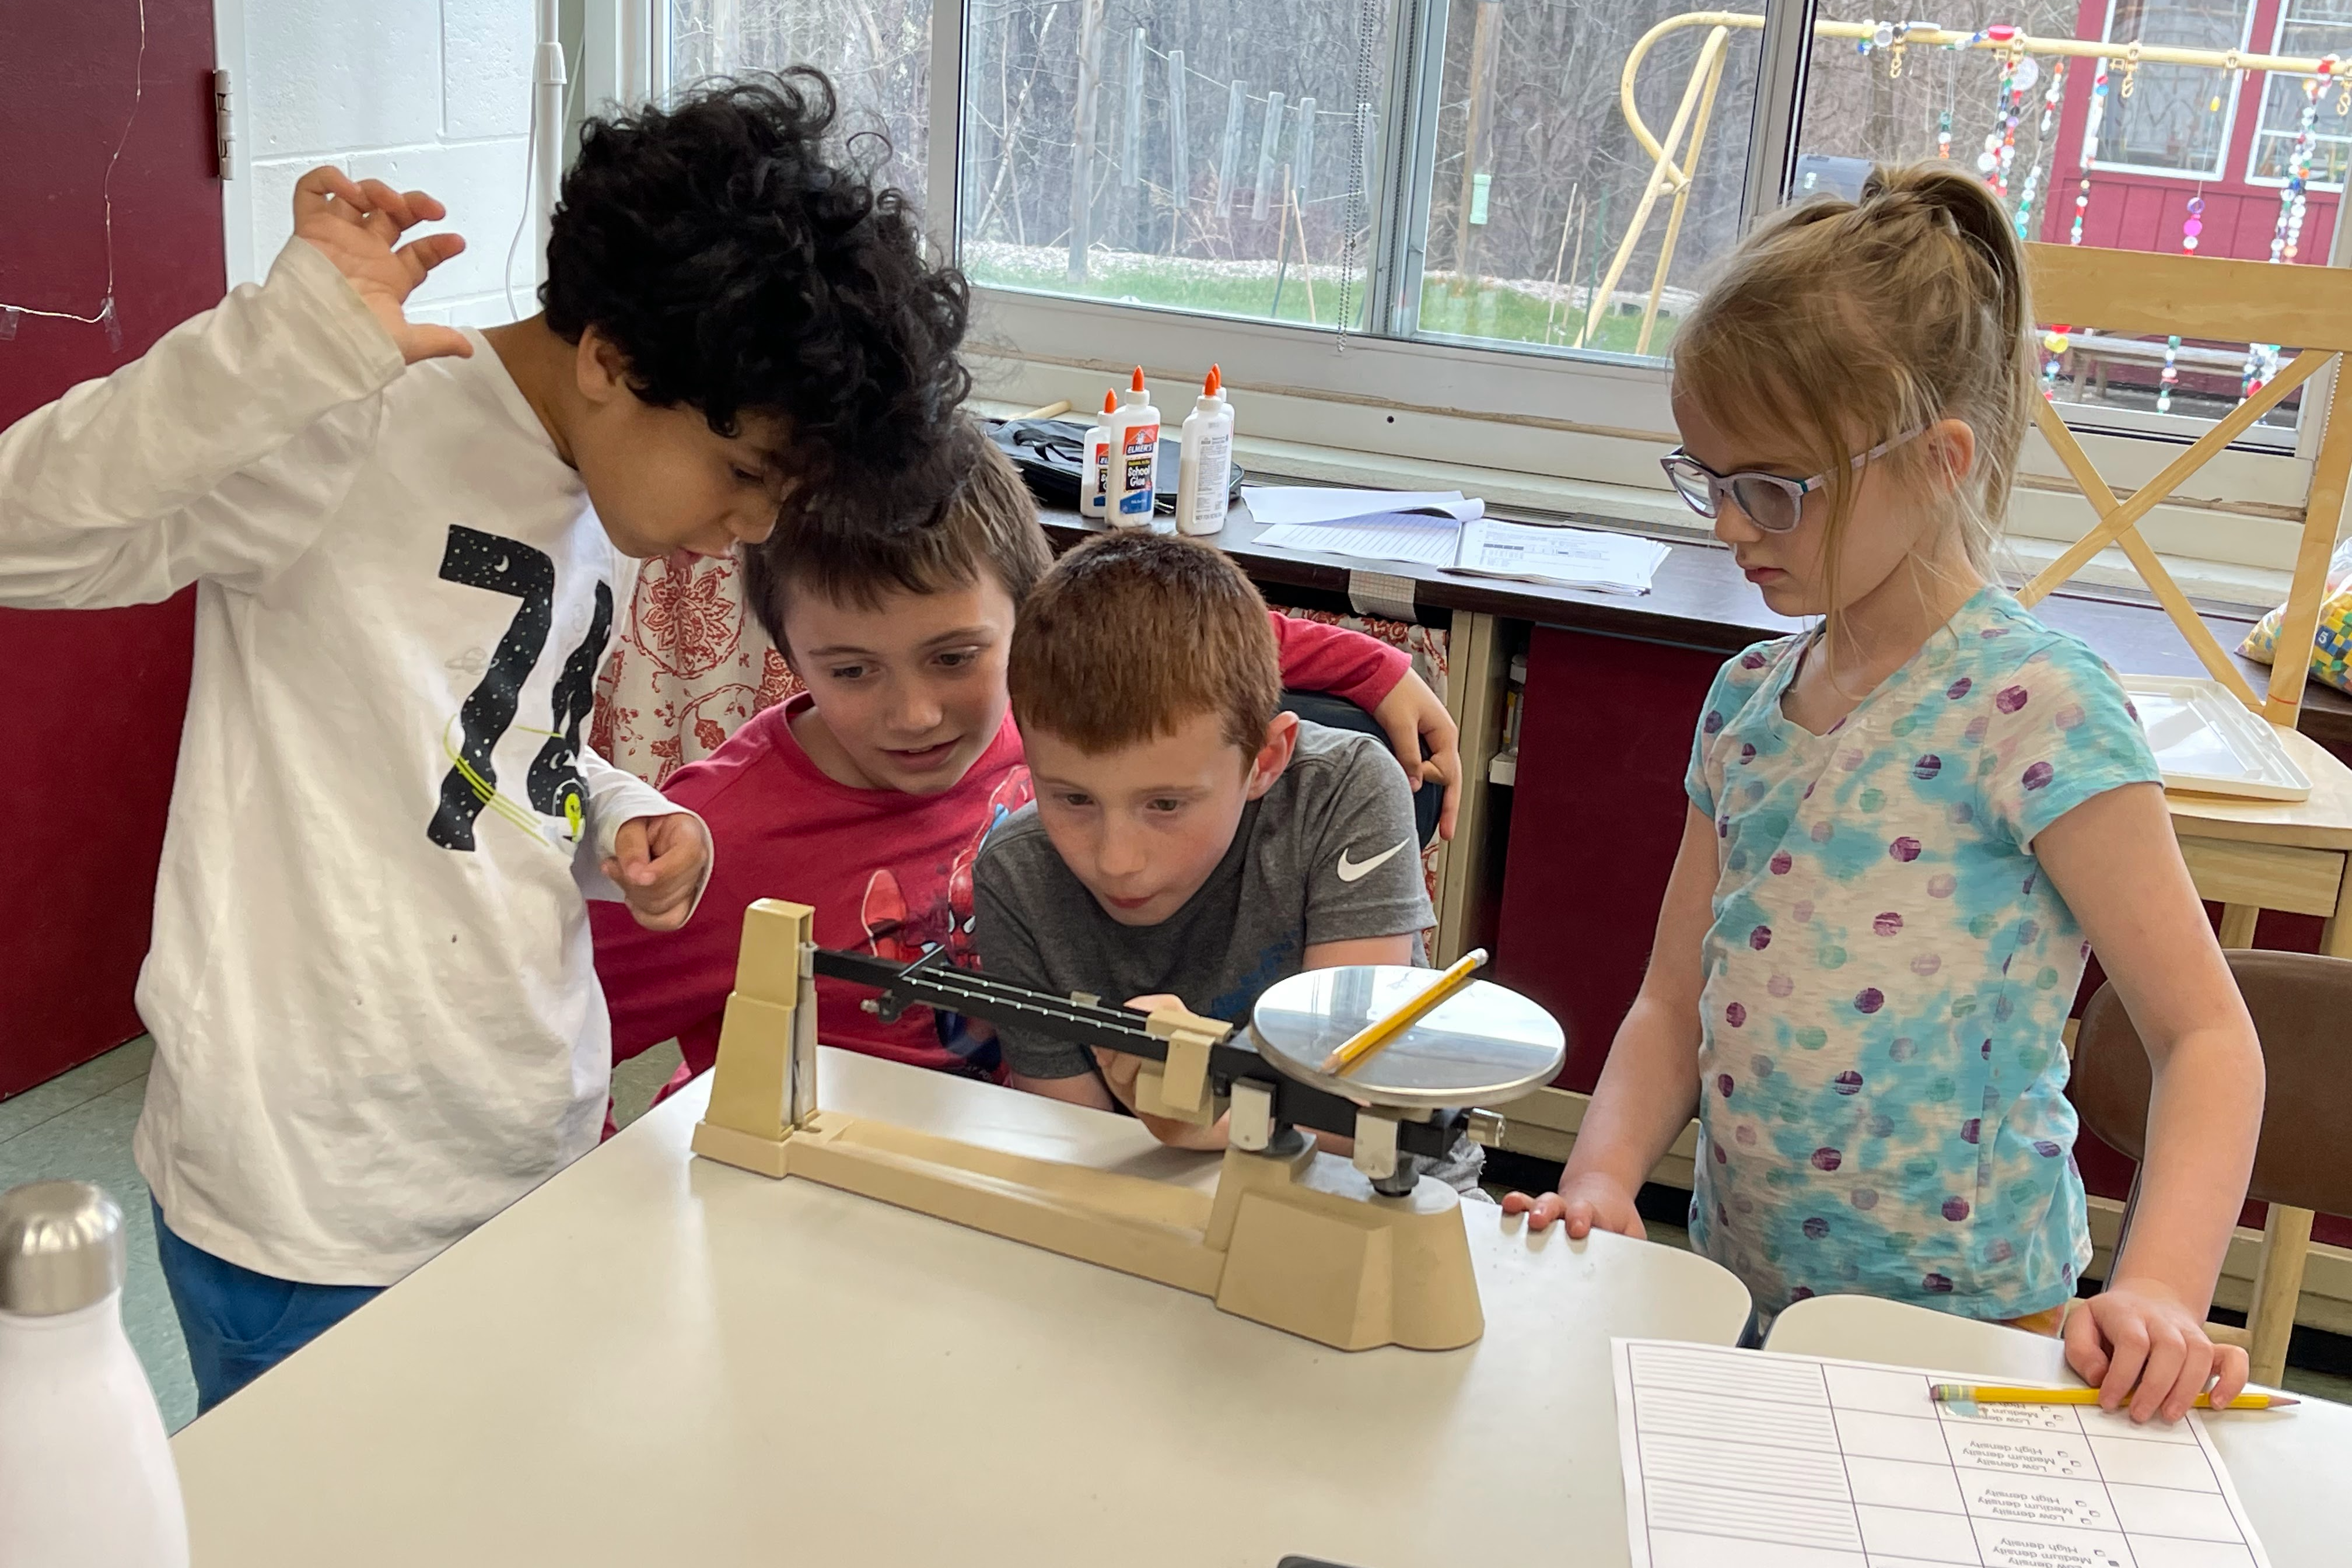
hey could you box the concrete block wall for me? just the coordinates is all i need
[229,0,537,328]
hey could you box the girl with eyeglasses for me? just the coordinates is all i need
[1506,164,2263,1425]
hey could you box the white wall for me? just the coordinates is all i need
[219,0,538,328]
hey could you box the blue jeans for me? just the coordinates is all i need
[151,1200,382,1415]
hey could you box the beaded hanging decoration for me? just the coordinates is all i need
[2043,323,2071,393]
[2159,334,2181,415]
[1980,41,2031,196]
[2181,192,2204,254]
[2241,66,2330,401]
[2072,62,2108,245]
[2014,58,2068,239]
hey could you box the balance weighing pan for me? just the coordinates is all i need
[1248,965,1567,1111]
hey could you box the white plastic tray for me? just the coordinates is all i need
[2119,675,2313,803]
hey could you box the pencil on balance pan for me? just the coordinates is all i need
[1930,1384,2297,1412]
[1319,950,1490,1075]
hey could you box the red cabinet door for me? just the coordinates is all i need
[1492,627,1726,1093]
[0,1,225,1096]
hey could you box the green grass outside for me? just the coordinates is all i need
[963,252,1678,359]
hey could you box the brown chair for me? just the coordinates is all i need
[2073,949,2352,1387]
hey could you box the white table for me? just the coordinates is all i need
[1768,1293,2346,1567]
[173,1049,1753,1566]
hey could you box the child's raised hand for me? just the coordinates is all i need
[1371,670,1462,841]
[603,812,712,932]
[290,166,473,365]
[2064,1279,2251,1423]
[1500,1171,1647,1240]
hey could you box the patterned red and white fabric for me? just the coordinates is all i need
[591,548,801,787]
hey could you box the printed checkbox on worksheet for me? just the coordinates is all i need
[1822,1363,1940,1418]
[1834,1406,1960,1464]
[1844,1454,1967,1514]
[1971,1519,2133,1568]
[2104,1483,2247,1545]
[2116,1538,2262,1568]
[1857,1502,1982,1562]
[1646,1528,1863,1568]
[2085,1434,2226,1490]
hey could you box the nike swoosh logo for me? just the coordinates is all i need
[1336,838,1414,883]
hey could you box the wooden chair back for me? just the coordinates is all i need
[2015,244,2352,730]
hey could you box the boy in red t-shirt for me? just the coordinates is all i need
[592,423,1457,1084]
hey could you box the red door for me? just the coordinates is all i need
[0,1,225,1097]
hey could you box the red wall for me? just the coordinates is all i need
[1492,627,1726,1089]
[0,1,223,1096]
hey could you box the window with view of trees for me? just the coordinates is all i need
[663,0,2345,449]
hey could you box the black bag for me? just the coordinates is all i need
[988,416,1245,516]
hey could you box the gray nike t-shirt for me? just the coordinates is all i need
[972,722,1434,1082]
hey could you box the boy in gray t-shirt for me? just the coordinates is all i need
[976,531,1477,1188]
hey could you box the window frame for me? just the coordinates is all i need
[2085,0,2262,182]
[2244,1,2352,192]
[621,0,2342,580]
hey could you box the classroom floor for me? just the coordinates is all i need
[4,1036,2346,1433]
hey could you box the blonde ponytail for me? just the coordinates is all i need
[1673,161,2038,631]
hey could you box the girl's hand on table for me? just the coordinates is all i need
[1501,1172,1647,1241]
[2065,1278,2252,1423]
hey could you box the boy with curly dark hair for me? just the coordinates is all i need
[0,70,964,1410]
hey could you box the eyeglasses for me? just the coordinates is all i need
[1658,429,1923,534]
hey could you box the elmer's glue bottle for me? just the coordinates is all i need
[1080,390,1115,519]
[1176,365,1235,536]
[1108,367,1162,528]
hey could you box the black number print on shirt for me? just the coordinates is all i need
[426,526,612,852]
[526,578,612,836]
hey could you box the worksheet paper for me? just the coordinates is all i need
[1240,486,1486,526]
[1251,512,1461,565]
[1449,518,1670,594]
[1251,512,1672,592]
[1612,1339,2273,1568]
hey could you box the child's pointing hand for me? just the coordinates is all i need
[604,812,712,932]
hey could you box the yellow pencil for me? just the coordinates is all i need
[1319,950,1489,1075]
[1930,1384,2297,1411]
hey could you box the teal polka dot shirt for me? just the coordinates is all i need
[1684,586,2161,1320]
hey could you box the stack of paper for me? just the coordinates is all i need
[1454,518,1672,595]
[1241,487,1486,527]
[1244,482,1673,595]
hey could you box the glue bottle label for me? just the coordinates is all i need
[1118,421,1159,517]
[1191,428,1231,527]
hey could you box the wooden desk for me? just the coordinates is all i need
[2166,723,2352,956]
[1766,1294,2348,1568]
[172,1051,1753,1566]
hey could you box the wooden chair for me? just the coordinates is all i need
[2016,243,2352,961]
[2073,949,2352,1388]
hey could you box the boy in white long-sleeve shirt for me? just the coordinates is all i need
[0,72,972,1409]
